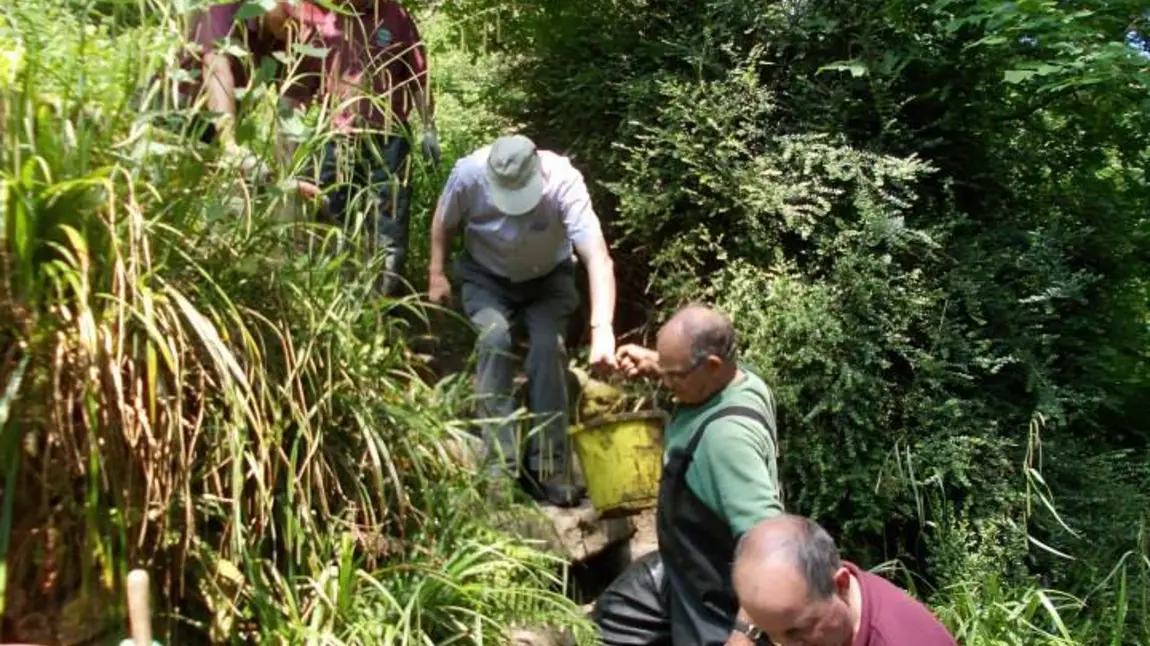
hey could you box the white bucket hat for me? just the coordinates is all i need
[485,134,545,216]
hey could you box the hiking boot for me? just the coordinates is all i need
[521,469,586,508]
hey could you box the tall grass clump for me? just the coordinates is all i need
[0,0,592,643]
[880,417,1150,645]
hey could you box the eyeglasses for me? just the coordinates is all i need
[658,355,707,380]
[658,340,736,380]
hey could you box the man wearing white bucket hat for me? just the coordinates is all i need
[428,134,618,507]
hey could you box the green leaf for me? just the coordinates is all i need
[235,0,274,21]
[256,56,280,84]
[818,61,868,78]
[1004,69,1038,83]
[0,354,30,617]
[280,113,307,139]
[219,43,250,59]
[294,44,330,59]
[973,34,1008,47]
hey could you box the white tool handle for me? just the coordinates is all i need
[126,569,153,646]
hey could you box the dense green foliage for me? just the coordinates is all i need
[3,0,1149,643]
[442,0,1150,641]
[0,1,592,643]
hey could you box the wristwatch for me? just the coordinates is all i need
[733,618,764,641]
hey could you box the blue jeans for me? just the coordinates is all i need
[314,132,413,296]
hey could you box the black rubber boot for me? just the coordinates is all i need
[520,469,586,508]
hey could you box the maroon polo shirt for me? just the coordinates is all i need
[848,562,957,646]
[283,0,432,132]
[175,1,431,132]
[175,3,282,106]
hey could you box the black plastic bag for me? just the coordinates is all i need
[591,550,673,646]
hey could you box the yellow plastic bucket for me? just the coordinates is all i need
[570,410,670,518]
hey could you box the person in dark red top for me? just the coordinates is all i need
[178,1,438,295]
[731,515,958,646]
[171,3,279,148]
[275,0,439,296]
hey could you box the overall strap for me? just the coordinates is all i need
[680,401,785,512]
[683,405,773,460]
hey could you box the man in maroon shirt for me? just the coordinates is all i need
[279,0,439,296]
[173,4,279,149]
[180,1,438,295]
[731,515,958,646]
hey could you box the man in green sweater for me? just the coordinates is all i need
[592,303,782,646]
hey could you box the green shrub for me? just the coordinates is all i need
[470,0,1150,641]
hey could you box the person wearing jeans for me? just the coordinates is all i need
[173,3,283,159]
[428,134,618,507]
[172,0,439,294]
[313,131,418,295]
[277,0,440,295]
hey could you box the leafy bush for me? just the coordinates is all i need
[464,0,1150,641]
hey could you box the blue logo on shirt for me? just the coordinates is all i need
[374,26,394,48]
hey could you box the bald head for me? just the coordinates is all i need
[734,515,843,601]
[659,303,737,366]
[734,516,857,646]
[653,304,739,404]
